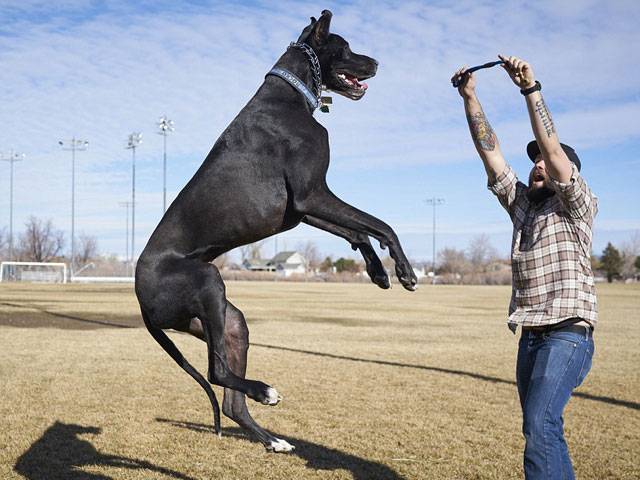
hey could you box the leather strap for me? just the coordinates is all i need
[520,80,542,96]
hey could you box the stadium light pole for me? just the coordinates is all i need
[119,201,132,275]
[59,138,89,274]
[157,115,174,214]
[425,197,445,284]
[1,150,25,261]
[126,132,142,268]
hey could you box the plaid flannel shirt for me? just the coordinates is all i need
[488,163,598,332]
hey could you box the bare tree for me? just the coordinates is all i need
[239,244,252,262]
[438,247,470,282]
[240,240,267,262]
[468,234,498,272]
[18,216,65,262]
[296,240,321,271]
[77,234,98,265]
[620,231,640,279]
[439,248,468,273]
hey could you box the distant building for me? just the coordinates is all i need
[270,251,307,277]
[242,258,275,272]
[242,251,308,277]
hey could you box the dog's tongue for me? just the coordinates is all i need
[345,74,367,90]
[351,76,368,90]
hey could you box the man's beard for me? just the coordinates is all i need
[527,185,555,204]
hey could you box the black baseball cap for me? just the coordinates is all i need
[526,140,581,172]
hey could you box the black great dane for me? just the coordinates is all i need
[135,10,417,453]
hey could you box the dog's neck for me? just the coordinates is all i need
[270,47,319,111]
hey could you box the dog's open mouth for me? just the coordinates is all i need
[333,71,370,99]
[337,73,368,91]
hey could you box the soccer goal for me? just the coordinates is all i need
[0,261,68,284]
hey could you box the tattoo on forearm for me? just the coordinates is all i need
[467,111,496,151]
[534,97,556,138]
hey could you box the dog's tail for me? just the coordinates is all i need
[140,309,221,436]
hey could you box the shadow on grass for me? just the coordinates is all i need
[0,301,135,329]
[251,342,640,411]
[157,418,405,480]
[14,421,196,480]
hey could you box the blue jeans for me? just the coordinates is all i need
[516,326,594,480]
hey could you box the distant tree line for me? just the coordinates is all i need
[435,234,512,285]
[0,216,97,265]
[314,234,512,285]
[2,218,638,284]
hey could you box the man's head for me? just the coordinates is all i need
[527,155,554,203]
[526,141,581,203]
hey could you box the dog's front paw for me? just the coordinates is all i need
[359,243,389,289]
[373,273,390,289]
[396,264,418,291]
[366,263,389,289]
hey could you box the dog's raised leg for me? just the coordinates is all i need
[222,303,294,452]
[303,215,389,289]
[178,304,294,452]
[297,191,418,290]
[194,264,281,406]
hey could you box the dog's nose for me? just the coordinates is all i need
[370,58,378,74]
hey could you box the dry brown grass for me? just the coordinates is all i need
[0,281,638,479]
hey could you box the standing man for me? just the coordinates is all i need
[452,56,597,479]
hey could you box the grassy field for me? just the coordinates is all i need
[0,281,638,479]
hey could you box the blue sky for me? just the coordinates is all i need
[1,0,638,263]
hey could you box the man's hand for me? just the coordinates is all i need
[451,66,476,99]
[499,55,536,90]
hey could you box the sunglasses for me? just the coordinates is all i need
[451,60,505,88]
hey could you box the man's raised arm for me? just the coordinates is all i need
[499,54,573,183]
[452,66,506,181]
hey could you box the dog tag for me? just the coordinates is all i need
[320,96,332,113]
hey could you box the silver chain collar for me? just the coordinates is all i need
[288,42,322,103]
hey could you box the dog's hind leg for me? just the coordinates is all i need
[141,309,222,436]
[195,265,281,407]
[222,303,294,452]
[177,306,293,452]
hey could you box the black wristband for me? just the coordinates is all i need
[520,80,541,96]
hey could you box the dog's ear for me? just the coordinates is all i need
[296,17,316,43]
[310,10,332,45]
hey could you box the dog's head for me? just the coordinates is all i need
[298,10,378,101]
